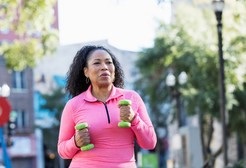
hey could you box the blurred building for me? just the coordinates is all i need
[0,1,59,167]
[0,54,37,167]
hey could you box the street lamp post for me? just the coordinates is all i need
[212,0,228,166]
[166,71,187,128]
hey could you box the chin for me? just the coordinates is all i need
[103,83,114,87]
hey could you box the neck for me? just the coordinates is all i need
[91,84,113,102]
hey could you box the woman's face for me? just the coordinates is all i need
[84,49,115,87]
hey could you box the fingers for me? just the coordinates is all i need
[75,128,91,147]
[119,106,134,122]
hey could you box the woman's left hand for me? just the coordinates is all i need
[119,105,135,122]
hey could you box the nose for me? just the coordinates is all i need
[101,63,108,70]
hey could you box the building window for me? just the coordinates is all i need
[12,71,25,89]
[16,110,29,129]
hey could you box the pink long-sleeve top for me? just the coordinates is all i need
[57,86,157,168]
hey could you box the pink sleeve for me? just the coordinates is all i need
[130,92,157,149]
[57,100,80,159]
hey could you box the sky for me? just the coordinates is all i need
[58,0,172,51]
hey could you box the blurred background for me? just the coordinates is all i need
[0,0,246,168]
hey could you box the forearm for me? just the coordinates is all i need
[57,101,80,159]
[131,114,157,149]
[58,133,80,159]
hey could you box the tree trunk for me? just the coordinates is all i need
[207,116,214,154]
[198,107,206,161]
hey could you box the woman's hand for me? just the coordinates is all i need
[74,128,91,148]
[119,105,135,123]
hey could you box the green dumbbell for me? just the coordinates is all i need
[75,122,94,151]
[118,99,132,128]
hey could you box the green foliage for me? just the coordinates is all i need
[134,0,246,149]
[135,23,220,121]
[227,160,246,168]
[0,0,59,70]
[229,83,246,143]
[1,39,43,70]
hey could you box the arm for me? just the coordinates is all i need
[57,100,80,159]
[130,93,157,149]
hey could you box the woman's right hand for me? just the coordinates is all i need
[74,128,91,148]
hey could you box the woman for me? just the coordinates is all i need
[57,45,157,168]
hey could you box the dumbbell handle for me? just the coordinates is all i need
[118,99,132,128]
[75,123,94,151]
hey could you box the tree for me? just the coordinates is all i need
[134,0,246,166]
[0,0,59,71]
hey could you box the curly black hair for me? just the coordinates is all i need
[66,45,125,97]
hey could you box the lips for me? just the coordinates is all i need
[100,73,110,77]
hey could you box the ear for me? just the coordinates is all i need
[84,67,88,77]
